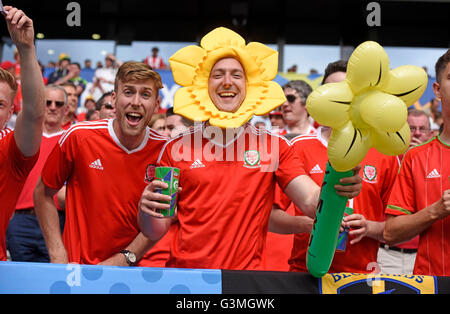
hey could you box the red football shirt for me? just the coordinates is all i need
[157,123,306,270]
[0,129,39,261]
[15,132,64,210]
[386,136,450,276]
[41,119,168,265]
[287,128,400,273]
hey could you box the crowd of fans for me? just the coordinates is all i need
[1,6,449,279]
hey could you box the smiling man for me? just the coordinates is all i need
[138,28,362,271]
[208,58,247,113]
[34,62,170,266]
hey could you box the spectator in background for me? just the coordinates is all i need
[432,111,443,136]
[149,113,166,135]
[7,85,67,262]
[268,108,286,135]
[0,61,15,77]
[60,82,79,129]
[80,59,95,82]
[47,53,70,85]
[46,61,56,70]
[90,54,122,100]
[281,80,316,136]
[95,91,115,119]
[77,95,96,122]
[1,55,22,116]
[254,121,266,130]
[407,109,433,149]
[427,97,443,132]
[0,6,46,262]
[164,107,193,138]
[287,65,297,73]
[86,109,100,121]
[54,62,87,98]
[145,47,167,70]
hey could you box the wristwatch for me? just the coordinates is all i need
[120,250,137,266]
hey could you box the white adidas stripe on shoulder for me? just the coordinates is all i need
[0,128,12,140]
[248,124,293,146]
[290,134,318,144]
[148,128,169,141]
[59,121,109,146]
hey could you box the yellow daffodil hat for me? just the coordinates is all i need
[168,27,286,128]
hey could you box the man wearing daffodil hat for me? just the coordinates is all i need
[138,27,362,270]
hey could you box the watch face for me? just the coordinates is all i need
[128,253,137,263]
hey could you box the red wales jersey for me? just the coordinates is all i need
[41,119,168,265]
[15,132,64,210]
[157,123,306,270]
[0,128,39,261]
[287,128,400,273]
[386,136,450,276]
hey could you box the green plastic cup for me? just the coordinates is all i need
[155,167,180,217]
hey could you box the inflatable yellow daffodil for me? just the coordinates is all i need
[306,41,428,172]
[168,27,286,128]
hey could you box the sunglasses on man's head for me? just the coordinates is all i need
[286,94,298,103]
[46,100,65,108]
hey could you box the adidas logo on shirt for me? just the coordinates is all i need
[89,159,104,171]
[426,168,440,179]
[190,159,205,169]
[310,164,324,174]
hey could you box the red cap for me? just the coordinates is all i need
[269,110,282,116]
[0,61,14,70]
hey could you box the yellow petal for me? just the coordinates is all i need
[371,122,410,156]
[173,87,210,122]
[209,112,253,129]
[306,81,352,129]
[246,42,279,81]
[200,27,246,51]
[346,41,390,94]
[198,48,250,84]
[250,82,286,116]
[169,45,207,86]
[359,90,407,133]
[328,121,371,172]
[381,65,428,107]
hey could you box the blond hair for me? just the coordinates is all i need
[0,67,18,101]
[114,61,163,94]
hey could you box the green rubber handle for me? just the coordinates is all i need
[306,162,353,278]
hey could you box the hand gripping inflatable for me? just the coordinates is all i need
[305,41,428,278]
[168,27,286,129]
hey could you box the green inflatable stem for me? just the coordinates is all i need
[306,162,353,278]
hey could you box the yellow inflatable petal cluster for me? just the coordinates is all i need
[169,27,286,128]
[306,41,427,172]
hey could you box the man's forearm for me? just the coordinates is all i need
[34,179,67,263]
[138,210,172,241]
[269,208,313,234]
[14,45,45,157]
[384,201,444,245]
[366,220,385,242]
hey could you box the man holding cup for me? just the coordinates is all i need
[138,28,362,270]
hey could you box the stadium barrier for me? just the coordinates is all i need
[1,261,449,294]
